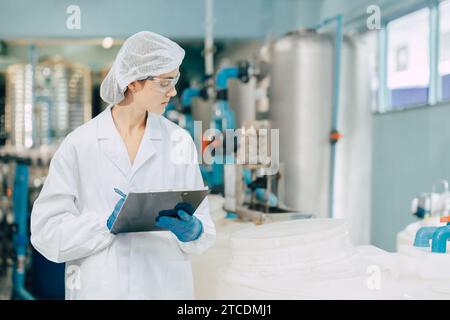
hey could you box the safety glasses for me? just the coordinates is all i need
[145,73,180,93]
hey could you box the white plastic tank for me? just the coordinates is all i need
[191,195,311,299]
[215,219,450,299]
[193,201,450,299]
[191,195,254,299]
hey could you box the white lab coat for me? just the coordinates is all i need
[30,105,216,300]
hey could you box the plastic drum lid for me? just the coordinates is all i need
[229,235,352,270]
[430,280,450,295]
[218,269,405,300]
[225,219,351,271]
[229,219,349,251]
[398,245,450,279]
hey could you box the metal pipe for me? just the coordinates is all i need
[378,25,388,112]
[204,0,214,76]
[27,44,38,148]
[429,0,440,105]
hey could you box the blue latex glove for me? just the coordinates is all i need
[155,202,203,242]
[157,202,195,219]
[106,188,127,231]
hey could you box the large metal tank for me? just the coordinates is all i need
[5,57,91,148]
[268,29,333,218]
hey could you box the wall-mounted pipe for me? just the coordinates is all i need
[182,88,201,107]
[214,67,239,132]
[216,67,239,91]
[315,15,343,219]
[12,160,35,300]
[204,0,214,77]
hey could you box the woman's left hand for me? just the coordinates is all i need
[155,206,203,242]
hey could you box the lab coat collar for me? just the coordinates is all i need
[96,105,164,180]
[97,105,163,141]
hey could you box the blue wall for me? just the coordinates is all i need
[372,102,450,251]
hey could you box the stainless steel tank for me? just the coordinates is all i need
[228,76,257,128]
[268,29,334,218]
[5,64,34,148]
[5,56,91,148]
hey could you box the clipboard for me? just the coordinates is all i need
[110,188,210,234]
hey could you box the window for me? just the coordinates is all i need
[440,0,450,101]
[387,8,430,109]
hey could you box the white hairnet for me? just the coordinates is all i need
[100,31,185,105]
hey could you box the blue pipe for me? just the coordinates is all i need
[243,169,278,206]
[181,88,201,138]
[255,188,278,207]
[243,168,252,185]
[431,224,450,253]
[164,87,201,139]
[213,100,236,132]
[12,162,35,300]
[202,67,239,191]
[214,67,238,131]
[329,16,343,136]
[181,88,201,107]
[216,67,239,91]
[414,226,439,247]
[15,286,35,300]
[316,15,343,219]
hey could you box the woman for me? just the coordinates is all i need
[30,31,216,299]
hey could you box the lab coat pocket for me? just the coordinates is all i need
[164,260,194,299]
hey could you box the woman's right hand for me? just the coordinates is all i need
[106,188,127,231]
